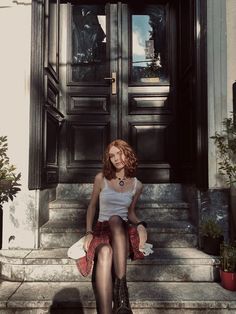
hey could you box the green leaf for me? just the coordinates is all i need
[212,113,236,185]
[0,136,21,206]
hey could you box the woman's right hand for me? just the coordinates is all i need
[83,233,93,252]
[137,224,147,250]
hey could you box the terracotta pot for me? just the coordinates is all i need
[220,269,236,291]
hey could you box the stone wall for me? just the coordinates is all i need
[183,184,230,245]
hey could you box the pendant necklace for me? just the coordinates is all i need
[117,176,126,186]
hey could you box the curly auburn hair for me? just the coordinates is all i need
[103,139,138,180]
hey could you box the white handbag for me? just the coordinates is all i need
[67,236,86,259]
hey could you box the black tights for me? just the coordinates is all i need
[95,215,128,314]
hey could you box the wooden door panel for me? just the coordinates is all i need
[58,1,177,183]
[31,0,207,188]
[67,122,109,166]
[177,0,195,182]
[43,75,64,186]
[43,111,59,184]
[121,2,177,182]
[58,3,118,182]
[42,0,64,187]
[67,95,109,115]
[60,120,110,182]
[130,123,169,161]
[129,116,173,182]
[129,94,170,115]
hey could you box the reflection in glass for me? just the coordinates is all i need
[72,5,106,82]
[131,5,168,84]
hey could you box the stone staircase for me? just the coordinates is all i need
[1,183,236,313]
[40,184,197,249]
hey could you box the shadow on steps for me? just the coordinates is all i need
[49,287,85,314]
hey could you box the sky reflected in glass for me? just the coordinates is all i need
[132,15,152,66]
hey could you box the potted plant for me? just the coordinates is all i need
[200,216,224,255]
[220,242,236,291]
[211,113,236,241]
[0,136,21,248]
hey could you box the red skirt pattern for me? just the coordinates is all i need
[76,221,144,276]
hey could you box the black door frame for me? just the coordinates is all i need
[29,0,208,190]
[194,0,208,190]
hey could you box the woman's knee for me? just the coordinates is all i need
[97,244,113,264]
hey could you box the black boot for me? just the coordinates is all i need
[113,276,133,314]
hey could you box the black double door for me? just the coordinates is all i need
[30,0,207,189]
[58,1,178,183]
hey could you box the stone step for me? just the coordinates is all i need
[56,183,185,202]
[1,281,236,313]
[40,219,196,233]
[40,231,197,249]
[0,248,218,282]
[49,200,190,222]
[39,220,197,248]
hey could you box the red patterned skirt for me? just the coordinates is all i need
[76,220,144,276]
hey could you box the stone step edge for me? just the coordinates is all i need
[0,258,217,267]
[49,201,189,209]
[1,282,236,310]
[40,224,196,234]
[4,300,236,310]
[0,257,219,266]
[0,249,219,266]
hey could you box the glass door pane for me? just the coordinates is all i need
[71,4,107,83]
[131,5,169,84]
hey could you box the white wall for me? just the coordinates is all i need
[207,0,227,188]
[207,0,236,188]
[0,0,40,249]
[226,0,236,113]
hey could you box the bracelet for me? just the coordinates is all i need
[85,230,93,236]
[136,221,147,228]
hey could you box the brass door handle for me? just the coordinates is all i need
[104,72,117,95]
[104,77,115,82]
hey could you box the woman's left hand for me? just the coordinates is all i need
[137,224,147,249]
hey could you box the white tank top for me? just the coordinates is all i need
[98,177,138,222]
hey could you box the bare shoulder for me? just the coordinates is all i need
[90,172,104,195]
[95,172,104,182]
[93,172,104,188]
[136,178,143,193]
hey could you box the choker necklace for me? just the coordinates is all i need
[116,176,126,186]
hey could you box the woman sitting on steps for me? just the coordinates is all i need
[77,139,149,314]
